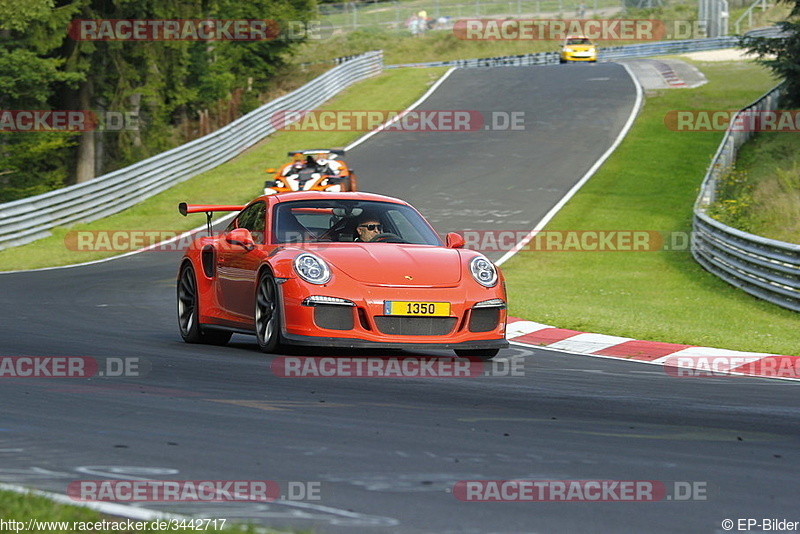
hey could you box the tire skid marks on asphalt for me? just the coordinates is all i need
[72,465,399,527]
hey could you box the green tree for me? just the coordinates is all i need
[741,4,800,105]
[64,0,316,181]
[1,0,316,199]
[0,0,83,202]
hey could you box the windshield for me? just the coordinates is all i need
[272,199,443,245]
[566,37,592,45]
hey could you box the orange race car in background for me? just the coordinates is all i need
[263,149,357,195]
[177,191,507,360]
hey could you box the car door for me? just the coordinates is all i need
[217,202,266,321]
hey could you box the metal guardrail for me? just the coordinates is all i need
[386,36,740,69]
[386,27,783,69]
[0,51,383,250]
[692,85,800,312]
[383,28,800,312]
[387,51,560,69]
[2,32,789,255]
[599,36,739,60]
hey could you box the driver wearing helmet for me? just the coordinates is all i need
[316,157,343,176]
[282,158,307,176]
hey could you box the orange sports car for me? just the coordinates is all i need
[177,191,507,360]
[263,149,357,195]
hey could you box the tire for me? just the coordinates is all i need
[347,172,358,192]
[177,263,232,345]
[255,269,282,353]
[454,348,500,361]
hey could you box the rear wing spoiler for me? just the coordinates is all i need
[178,203,245,216]
[178,202,245,236]
[287,149,345,158]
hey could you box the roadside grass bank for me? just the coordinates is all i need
[0,489,304,534]
[0,67,446,272]
[298,2,790,66]
[294,27,557,66]
[710,132,800,244]
[501,60,799,357]
[316,0,624,31]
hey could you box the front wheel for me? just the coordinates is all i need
[177,263,231,345]
[255,270,282,353]
[454,348,499,361]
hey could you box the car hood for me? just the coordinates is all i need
[315,244,463,286]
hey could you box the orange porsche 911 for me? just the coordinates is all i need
[177,192,508,360]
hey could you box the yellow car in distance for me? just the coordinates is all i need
[560,35,598,63]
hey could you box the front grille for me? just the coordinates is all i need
[468,308,500,332]
[314,305,354,330]
[374,316,457,336]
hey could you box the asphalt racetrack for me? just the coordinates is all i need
[1,63,799,533]
[346,63,638,259]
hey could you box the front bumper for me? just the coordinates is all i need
[281,334,508,350]
[561,52,597,62]
[279,278,508,348]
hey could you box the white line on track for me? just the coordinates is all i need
[0,68,460,276]
[345,67,458,152]
[495,63,644,266]
[0,482,186,521]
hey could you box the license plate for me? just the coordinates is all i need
[384,301,451,316]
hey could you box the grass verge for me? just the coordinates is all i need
[0,489,303,533]
[710,131,800,243]
[299,2,790,66]
[295,27,557,66]
[0,56,795,356]
[501,59,799,357]
[0,67,447,271]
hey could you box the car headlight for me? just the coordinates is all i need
[469,255,498,287]
[294,253,331,284]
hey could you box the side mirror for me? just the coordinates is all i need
[265,168,276,174]
[445,232,465,249]
[226,228,256,251]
